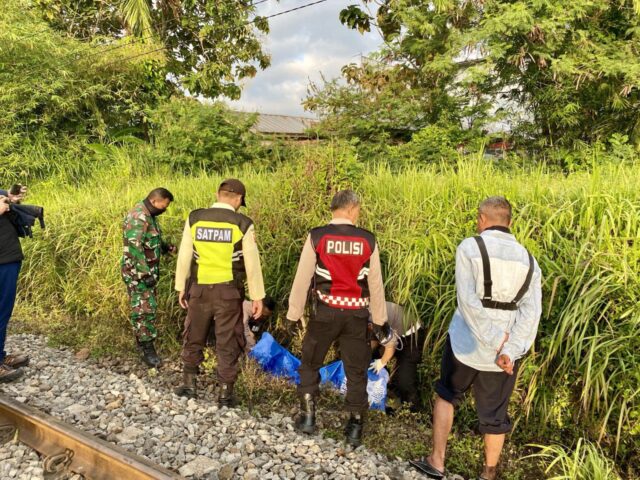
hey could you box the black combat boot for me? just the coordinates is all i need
[174,371,197,399]
[294,393,316,434]
[138,340,162,368]
[344,412,365,447]
[218,383,235,407]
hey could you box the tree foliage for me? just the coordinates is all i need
[148,98,260,172]
[305,54,489,145]
[330,0,640,148]
[33,0,271,99]
[0,0,170,154]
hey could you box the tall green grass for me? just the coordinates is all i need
[530,439,622,480]
[12,144,640,477]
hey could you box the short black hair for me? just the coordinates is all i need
[148,188,174,202]
[262,296,276,312]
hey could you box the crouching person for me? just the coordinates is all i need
[285,190,388,447]
[415,197,542,480]
[369,302,426,411]
[206,296,276,352]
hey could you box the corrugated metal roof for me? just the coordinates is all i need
[250,113,319,135]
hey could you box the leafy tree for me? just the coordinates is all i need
[148,98,260,172]
[0,0,169,153]
[335,0,640,148]
[33,0,271,99]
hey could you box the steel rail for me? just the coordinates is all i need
[0,394,183,479]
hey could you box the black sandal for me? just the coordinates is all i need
[409,458,446,479]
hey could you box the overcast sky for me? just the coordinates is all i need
[226,0,382,117]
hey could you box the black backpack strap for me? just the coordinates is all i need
[512,251,535,304]
[473,236,493,300]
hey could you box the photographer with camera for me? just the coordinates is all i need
[0,184,31,383]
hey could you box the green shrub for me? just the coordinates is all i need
[530,439,622,480]
[148,98,260,173]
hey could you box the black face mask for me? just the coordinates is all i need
[144,198,166,217]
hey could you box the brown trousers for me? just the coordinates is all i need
[181,283,245,384]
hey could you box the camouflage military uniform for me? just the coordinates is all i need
[121,201,169,342]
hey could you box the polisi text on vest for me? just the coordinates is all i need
[326,239,364,255]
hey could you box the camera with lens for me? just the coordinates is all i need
[3,184,45,238]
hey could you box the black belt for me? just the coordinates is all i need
[481,299,518,311]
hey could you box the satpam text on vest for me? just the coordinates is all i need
[195,227,233,243]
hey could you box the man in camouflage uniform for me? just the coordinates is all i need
[121,188,175,368]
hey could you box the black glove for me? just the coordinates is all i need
[248,317,266,341]
[142,276,157,288]
[372,322,394,346]
[286,319,300,335]
[161,243,177,255]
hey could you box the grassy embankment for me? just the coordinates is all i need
[10,145,639,479]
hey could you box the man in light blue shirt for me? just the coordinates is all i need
[414,197,542,480]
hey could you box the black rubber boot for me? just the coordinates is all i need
[344,412,365,447]
[139,340,162,368]
[218,383,235,407]
[294,393,316,434]
[174,371,197,399]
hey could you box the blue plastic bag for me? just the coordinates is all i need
[248,332,301,384]
[366,368,389,411]
[319,360,388,411]
[319,360,346,389]
[250,335,388,411]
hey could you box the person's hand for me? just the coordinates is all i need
[178,291,189,309]
[496,354,514,375]
[8,186,27,204]
[496,332,509,353]
[0,197,9,215]
[368,359,387,374]
[168,245,177,255]
[252,300,263,319]
[285,318,300,337]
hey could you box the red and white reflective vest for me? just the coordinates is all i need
[310,223,376,309]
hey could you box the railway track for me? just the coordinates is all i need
[0,394,183,480]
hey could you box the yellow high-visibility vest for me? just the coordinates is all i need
[189,207,253,285]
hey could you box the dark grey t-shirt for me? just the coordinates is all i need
[371,301,421,338]
[0,189,23,265]
[0,214,22,265]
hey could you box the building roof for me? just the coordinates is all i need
[250,113,319,136]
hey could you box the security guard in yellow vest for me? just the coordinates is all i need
[174,179,265,406]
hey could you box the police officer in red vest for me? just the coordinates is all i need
[286,190,390,446]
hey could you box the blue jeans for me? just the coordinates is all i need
[0,262,21,364]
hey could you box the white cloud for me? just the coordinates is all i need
[226,0,382,116]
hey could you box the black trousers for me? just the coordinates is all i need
[298,303,370,413]
[388,327,426,407]
[435,336,519,434]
